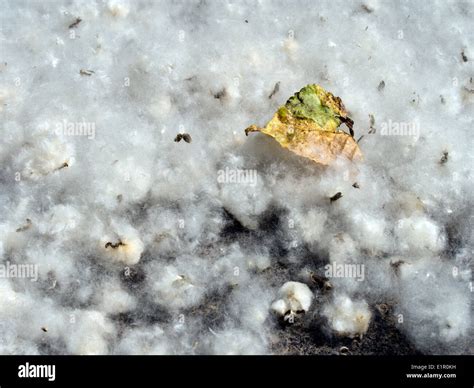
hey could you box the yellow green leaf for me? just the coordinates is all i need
[245,84,363,166]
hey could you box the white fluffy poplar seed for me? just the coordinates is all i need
[271,281,314,317]
[322,294,372,338]
[100,235,144,265]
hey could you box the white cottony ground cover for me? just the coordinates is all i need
[0,0,472,354]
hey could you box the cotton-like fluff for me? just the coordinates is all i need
[209,244,253,287]
[107,0,130,18]
[293,208,328,245]
[0,282,69,354]
[94,279,136,314]
[322,293,372,338]
[217,170,271,230]
[66,310,116,355]
[346,210,390,253]
[395,214,445,256]
[115,326,171,355]
[208,328,267,355]
[328,233,359,264]
[15,134,74,181]
[147,256,209,310]
[100,222,144,266]
[228,283,273,332]
[271,281,314,319]
[0,0,472,356]
[246,254,271,272]
[396,257,471,353]
[36,204,82,236]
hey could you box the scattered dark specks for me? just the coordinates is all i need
[461,50,468,62]
[440,151,449,165]
[330,192,343,202]
[68,17,82,29]
[213,88,227,100]
[440,95,446,104]
[16,218,32,232]
[369,113,375,127]
[105,241,125,249]
[80,69,94,76]
[56,161,69,170]
[268,81,280,99]
[411,92,420,105]
[182,133,192,143]
[310,271,332,291]
[377,80,385,92]
[390,259,406,276]
[245,19,248,23]
[361,4,374,13]
[117,194,123,203]
[368,113,376,134]
[175,133,192,143]
[41,327,48,333]
[352,182,360,189]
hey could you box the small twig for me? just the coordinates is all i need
[56,162,69,171]
[213,88,226,100]
[440,151,449,165]
[390,259,407,276]
[68,17,82,29]
[80,69,95,76]
[268,81,280,99]
[105,240,125,249]
[361,4,374,13]
[330,192,343,202]
[377,80,385,92]
[16,218,32,232]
